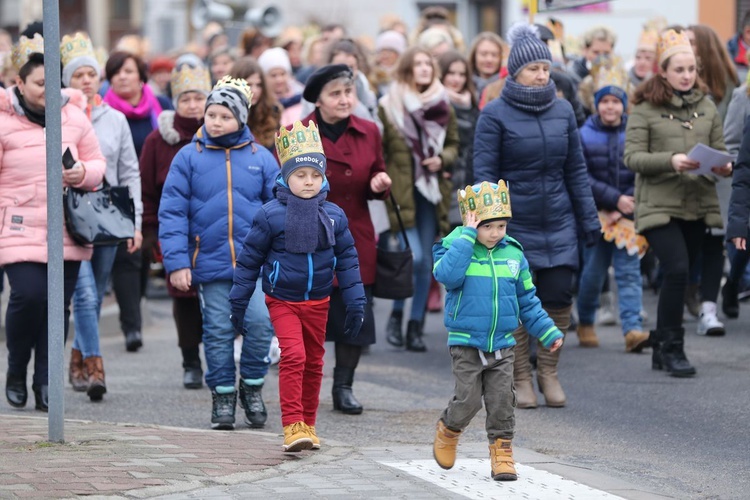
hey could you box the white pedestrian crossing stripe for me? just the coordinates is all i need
[379,459,624,499]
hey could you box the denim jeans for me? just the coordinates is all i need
[387,190,438,322]
[198,279,273,389]
[72,245,118,358]
[577,238,643,334]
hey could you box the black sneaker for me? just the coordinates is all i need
[125,331,143,352]
[211,389,236,430]
[239,381,267,428]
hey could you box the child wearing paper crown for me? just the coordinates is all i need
[431,181,563,481]
[159,76,279,431]
[229,120,366,452]
[576,61,650,352]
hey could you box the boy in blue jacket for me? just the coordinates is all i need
[229,121,366,453]
[431,181,563,481]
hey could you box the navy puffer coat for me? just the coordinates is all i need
[579,115,634,214]
[473,97,600,271]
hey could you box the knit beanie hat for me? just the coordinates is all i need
[506,23,552,77]
[258,47,292,74]
[205,76,252,127]
[594,85,628,111]
[375,30,407,55]
[280,152,327,183]
[60,32,100,87]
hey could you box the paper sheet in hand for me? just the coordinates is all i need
[686,144,734,175]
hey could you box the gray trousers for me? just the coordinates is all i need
[440,346,516,442]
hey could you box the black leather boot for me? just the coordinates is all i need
[32,384,48,412]
[181,347,203,389]
[386,312,404,347]
[406,320,427,352]
[649,329,663,370]
[332,367,363,415]
[661,327,696,377]
[5,372,27,408]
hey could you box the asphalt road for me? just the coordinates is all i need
[1,286,748,499]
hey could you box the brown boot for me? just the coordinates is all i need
[69,348,88,392]
[624,330,650,353]
[512,326,537,409]
[537,306,570,408]
[489,438,517,481]
[433,420,461,469]
[576,324,599,347]
[83,356,107,402]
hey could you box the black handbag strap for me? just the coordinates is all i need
[389,192,411,250]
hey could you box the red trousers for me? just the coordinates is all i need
[265,296,330,427]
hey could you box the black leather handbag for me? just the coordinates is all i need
[373,193,414,300]
[63,181,135,246]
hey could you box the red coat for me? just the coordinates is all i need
[302,112,388,285]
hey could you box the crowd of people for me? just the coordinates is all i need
[2,5,750,478]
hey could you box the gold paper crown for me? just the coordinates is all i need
[213,75,253,105]
[60,32,95,67]
[275,120,325,166]
[11,34,44,70]
[171,65,212,97]
[657,29,692,66]
[591,57,628,93]
[457,181,512,225]
[637,29,659,52]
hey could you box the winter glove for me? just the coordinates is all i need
[344,307,365,338]
[230,310,245,337]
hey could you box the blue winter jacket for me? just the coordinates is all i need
[473,97,600,271]
[433,226,563,352]
[579,115,634,214]
[229,178,366,313]
[159,125,279,283]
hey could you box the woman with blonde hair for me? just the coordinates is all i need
[230,56,282,149]
[468,32,505,99]
[379,46,459,351]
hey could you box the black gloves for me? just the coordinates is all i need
[344,307,364,338]
[230,310,245,336]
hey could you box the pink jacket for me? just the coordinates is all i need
[0,87,106,266]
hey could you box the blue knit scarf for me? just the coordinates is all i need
[276,187,335,254]
[501,77,558,113]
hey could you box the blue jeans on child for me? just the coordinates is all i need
[72,244,119,358]
[198,279,273,389]
[577,238,643,334]
[388,190,438,322]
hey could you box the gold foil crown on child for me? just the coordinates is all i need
[457,181,512,225]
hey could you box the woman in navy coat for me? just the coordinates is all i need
[473,24,599,409]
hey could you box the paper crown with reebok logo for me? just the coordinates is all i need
[171,64,212,97]
[275,120,325,167]
[457,181,512,225]
[60,32,95,67]
[11,33,44,70]
[213,75,254,105]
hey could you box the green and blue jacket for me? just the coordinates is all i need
[432,226,563,352]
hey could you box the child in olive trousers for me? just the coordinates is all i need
[431,181,563,480]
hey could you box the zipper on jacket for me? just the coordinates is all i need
[224,149,237,267]
[268,260,279,292]
[536,116,551,260]
[453,290,463,321]
[191,236,200,268]
[305,254,313,300]
[487,248,499,352]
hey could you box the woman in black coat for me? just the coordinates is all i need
[726,115,750,310]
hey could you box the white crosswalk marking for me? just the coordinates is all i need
[379,459,625,499]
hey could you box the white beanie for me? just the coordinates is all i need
[258,47,292,74]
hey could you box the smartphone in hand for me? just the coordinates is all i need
[63,147,76,170]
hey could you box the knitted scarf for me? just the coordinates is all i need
[276,186,335,254]
[15,87,46,127]
[501,77,558,113]
[380,79,450,204]
[103,83,162,130]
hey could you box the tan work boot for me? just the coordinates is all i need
[69,348,88,392]
[624,330,650,353]
[305,423,321,450]
[576,324,599,347]
[512,326,537,409]
[83,356,106,402]
[283,421,313,452]
[489,438,517,481]
[433,420,461,469]
[537,306,570,408]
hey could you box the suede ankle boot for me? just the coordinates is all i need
[536,306,570,408]
[332,367,363,414]
[83,356,106,402]
[69,348,88,392]
[489,438,517,481]
[512,326,537,409]
[406,320,427,352]
[433,420,461,469]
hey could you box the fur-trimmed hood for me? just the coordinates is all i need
[0,86,86,117]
